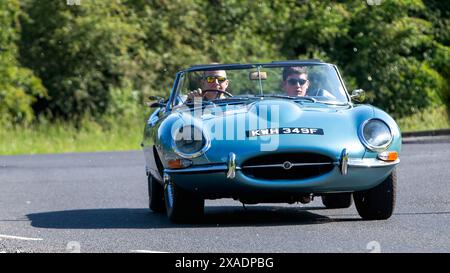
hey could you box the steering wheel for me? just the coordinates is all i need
[202,90,233,99]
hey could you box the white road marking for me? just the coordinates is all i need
[0,234,43,241]
[129,250,168,253]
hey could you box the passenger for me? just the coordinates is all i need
[282,66,310,97]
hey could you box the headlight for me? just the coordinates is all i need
[172,125,210,158]
[359,119,393,152]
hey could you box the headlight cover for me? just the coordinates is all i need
[359,119,393,152]
[172,125,210,158]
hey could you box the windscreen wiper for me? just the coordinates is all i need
[255,94,317,103]
[185,97,252,107]
[313,100,350,106]
[293,97,317,103]
[210,97,251,104]
[184,99,214,107]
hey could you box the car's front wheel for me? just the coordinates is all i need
[164,179,204,223]
[148,174,165,213]
[322,193,353,209]
[353,169,396,220]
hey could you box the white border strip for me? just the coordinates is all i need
[0,234,43,241]
[130,250,168,253]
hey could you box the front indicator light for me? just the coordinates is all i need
[378,151,398,162]
[167,158,193,169]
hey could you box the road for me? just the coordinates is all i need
[0,143,449,253]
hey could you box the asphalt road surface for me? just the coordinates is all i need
[0,143,449,253]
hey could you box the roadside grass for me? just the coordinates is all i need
[397,105,450,132]
[1,106,449,156]
[0,115,146,155]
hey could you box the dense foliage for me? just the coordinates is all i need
[0,0,46,126]
[1,0,448,127]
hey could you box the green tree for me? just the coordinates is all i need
[20,0,148,121]
[0,0,46,127]
[276,0,447,117]
[125,0,211,98]
[422,0,450,102]
[10,0,449,125]
[202,0,286,63]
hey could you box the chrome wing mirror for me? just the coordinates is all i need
[147,96,166,108]
[351,89,365,103]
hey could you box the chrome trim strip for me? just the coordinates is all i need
[340,148,349,175]
[165,164,240,174]
[348,158,400,168]
[242,162,334,169]
[227,153,237,179]
[163,173,170,184]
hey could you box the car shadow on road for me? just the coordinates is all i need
[26,206,363,229]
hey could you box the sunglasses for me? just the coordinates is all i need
[287,78,307,86]
[203,76,227,83]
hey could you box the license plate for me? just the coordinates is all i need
[247,127,324,137]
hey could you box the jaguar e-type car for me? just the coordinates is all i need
[142,60,401,222]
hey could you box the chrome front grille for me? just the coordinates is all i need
[241,152,334,180]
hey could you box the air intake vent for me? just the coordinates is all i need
[241,153,334,180]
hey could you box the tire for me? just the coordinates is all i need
[353,169,397,220]
[322,193,353,209]
[148,174,165,213]
[164,179,204,223]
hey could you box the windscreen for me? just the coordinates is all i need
[173,64,349,106]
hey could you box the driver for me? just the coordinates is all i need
[187,69,230,102]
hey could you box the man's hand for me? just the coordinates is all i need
[187,88,203,102]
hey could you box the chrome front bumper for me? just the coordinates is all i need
[162,150,400,196]
[164,151,400,176]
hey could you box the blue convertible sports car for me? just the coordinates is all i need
[142,61,401,222]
